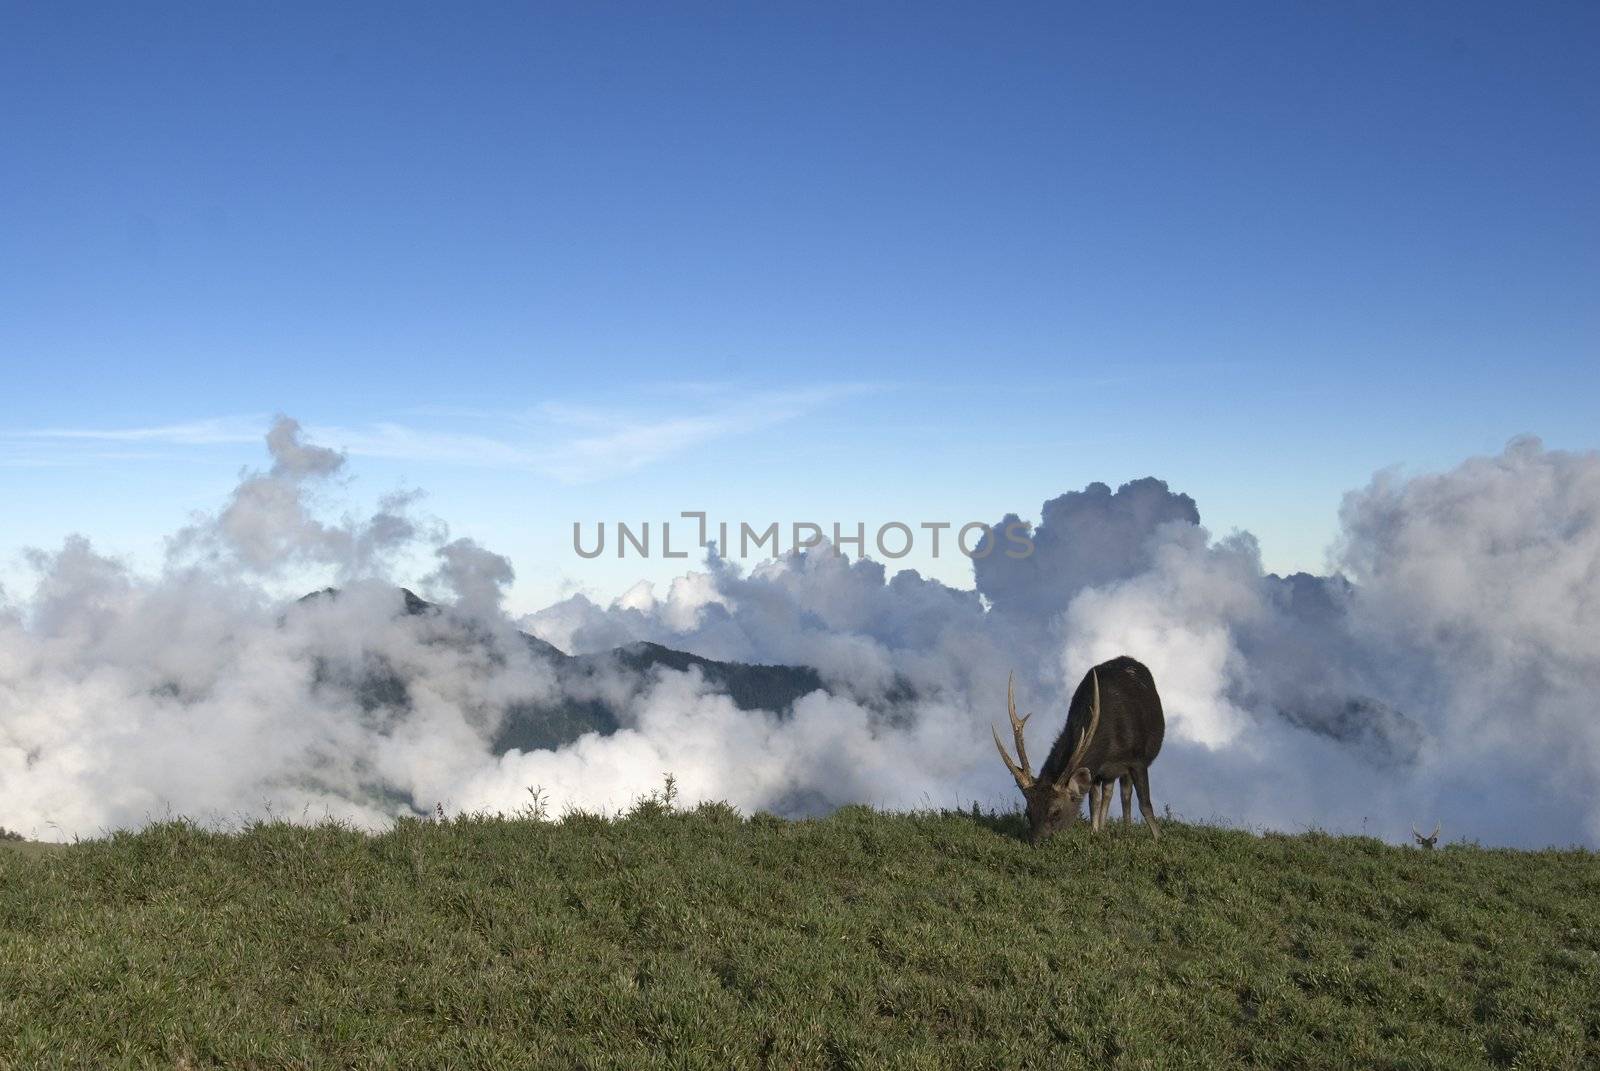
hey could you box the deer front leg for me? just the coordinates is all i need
[1093,781,1113,832]
[1120,777,1133,826]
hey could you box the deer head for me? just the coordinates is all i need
[994,670,1101,844]
[1412,822,1440,850]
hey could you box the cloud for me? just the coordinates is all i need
[975,477,1203,621]
[2,416,266,445]
[424,538,516,619]
[165,416,431,578]
[522,442,1600,847]
[3,420,1599,849]
[0,416,267,468]
[265,416,345,478]
[1,384,871,483]
[528,384,875,483]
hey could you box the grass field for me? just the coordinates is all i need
[2,793,1597,1070]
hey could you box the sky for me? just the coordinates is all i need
[2,2,1597,612]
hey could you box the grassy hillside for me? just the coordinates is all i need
[2,798,1597,1070]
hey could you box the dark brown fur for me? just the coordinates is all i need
[1020,656,1165,842]
[1041,656,1165,786]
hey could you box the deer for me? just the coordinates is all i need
[993,655,1166,844]
[1411,822,1440,850]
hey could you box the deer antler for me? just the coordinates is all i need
[1061,669,1103,777]
[993,672,1035,791]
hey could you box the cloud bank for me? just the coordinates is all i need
[4,420,1598,848]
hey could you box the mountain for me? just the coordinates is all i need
[295,588,826,755]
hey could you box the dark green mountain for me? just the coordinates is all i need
[295,588,826,755]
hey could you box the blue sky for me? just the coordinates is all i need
[3,3,1596,611]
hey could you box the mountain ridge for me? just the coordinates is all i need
[296,586,828,758]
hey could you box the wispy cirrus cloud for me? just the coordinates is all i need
[0,416,268,468]
[8,416,266,446]
[531,384,872,482]
[2,384,874,482]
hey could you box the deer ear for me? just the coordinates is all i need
[1062,767,1093,798]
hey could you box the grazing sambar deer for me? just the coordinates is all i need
[993,655,1166,843]
[1412,823,1440,850]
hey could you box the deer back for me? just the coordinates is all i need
[1039,655,1165,784]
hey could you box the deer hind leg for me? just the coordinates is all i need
[1120,777,1133,826]
[1131,765,1160,842]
